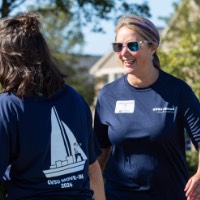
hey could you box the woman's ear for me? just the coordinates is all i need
[150,44,158,55]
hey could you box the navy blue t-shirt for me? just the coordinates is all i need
[94,70,200,200]
[0,84,100,200]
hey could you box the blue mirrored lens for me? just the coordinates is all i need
[127,42,139,51]
[112,42,140,52]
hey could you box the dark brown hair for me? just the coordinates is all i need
[0,12,65,98]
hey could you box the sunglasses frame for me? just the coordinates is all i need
[112,40,151,52]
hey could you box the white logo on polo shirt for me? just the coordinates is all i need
[152,107,175,113]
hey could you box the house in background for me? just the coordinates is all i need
[160,0,200,52]
[89,51,124,92]
[65,54,101,84]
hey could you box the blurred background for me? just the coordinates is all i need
[0,1,200,199]
[0,2,199,188]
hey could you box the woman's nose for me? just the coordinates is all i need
[120,45,130,55]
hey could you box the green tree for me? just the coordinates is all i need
[0,0,152,55]
[0,0,150,104]
[0,0,151,52]
[0,0,151,105]
[186,150,198,176]
[159,0,200,99]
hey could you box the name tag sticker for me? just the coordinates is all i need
[115,100,135,113]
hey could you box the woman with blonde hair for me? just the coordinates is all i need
[94,14,200,200]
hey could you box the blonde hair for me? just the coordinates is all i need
[116,14,161,69]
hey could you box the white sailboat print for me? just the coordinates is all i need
[43,106,87,178]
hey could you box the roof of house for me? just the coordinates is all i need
[65,54,101,70]
[159,0,200,52]
[89,51,118,74]
[161,0,199,39]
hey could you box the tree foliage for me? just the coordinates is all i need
[0,0,151,53]
[186,150,198,176]
[0,0,151,105]
[159,0,200,99]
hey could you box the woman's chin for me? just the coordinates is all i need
[124,66,135,74]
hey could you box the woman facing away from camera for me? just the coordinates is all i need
[94,14,200,200]
[0,12,105,200]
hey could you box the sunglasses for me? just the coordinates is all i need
[112,40,150,52]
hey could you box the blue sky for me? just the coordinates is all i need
[82,0,181,56]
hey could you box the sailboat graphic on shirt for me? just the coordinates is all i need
[43,106,87,178]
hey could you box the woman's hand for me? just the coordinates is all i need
[185,173,200,199]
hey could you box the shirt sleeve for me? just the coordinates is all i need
[0,116,10,181]
[94,99,111,148]
[181,86,200,149]
[80,95,102,165]
[88,129,102,165]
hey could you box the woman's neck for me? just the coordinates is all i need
[127,67,159,88]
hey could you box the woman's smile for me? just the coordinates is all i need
[123,59,135,67]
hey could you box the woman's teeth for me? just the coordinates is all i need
[124,60,134,64]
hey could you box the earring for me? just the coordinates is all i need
[151,55,154,60]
